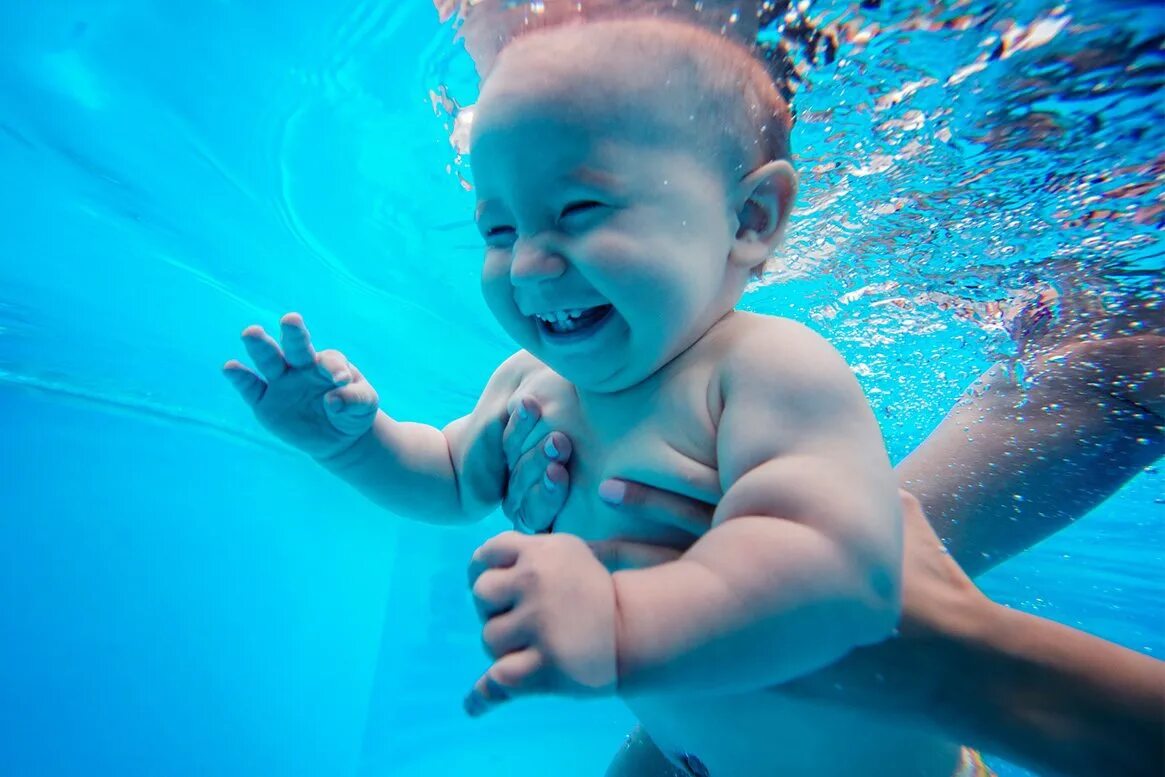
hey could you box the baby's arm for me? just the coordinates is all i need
[319,360,529,523]
[225,313,532,524]
[613,319,901,694]
[320,349,540,523]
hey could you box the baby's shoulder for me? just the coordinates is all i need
[711,312,856,400]
[469,350,547,415]
[720,310,815,344]
[481,349,576,415]
[715,311,839,369]
[488,349,551,390]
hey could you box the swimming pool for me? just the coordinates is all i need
[0,1,1159,775]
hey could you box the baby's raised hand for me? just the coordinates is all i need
[223,312,379,461]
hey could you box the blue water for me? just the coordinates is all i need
[0,2,1160,775]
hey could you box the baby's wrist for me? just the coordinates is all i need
[609,568,650,698]
[314,424,378,473]
[607,562,693,697]
[610,570,629,695]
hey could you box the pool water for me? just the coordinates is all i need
[0,1,1159,775]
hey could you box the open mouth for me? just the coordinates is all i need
[534,305,614,340]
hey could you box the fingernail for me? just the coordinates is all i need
[544,436,559,459]
[598,479,625,506]
[326,393,343,408]
[333,371,351,385]
[518,401,529,419]
[543,470,557,492]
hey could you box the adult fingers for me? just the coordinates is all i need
[539,432,571,467]
[513,459,569,534]
[502,397,541,468]
[598,479,715,535]
[279,312,317,369]
[241,325,288,381]
[504,433,571,532]
[464,648,543,718]
[502,441,545,524]
[222,360,267,406]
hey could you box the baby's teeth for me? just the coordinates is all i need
[538,310,583,322]
[535,308,597,330]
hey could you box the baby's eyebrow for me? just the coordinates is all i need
[563,165,624,193]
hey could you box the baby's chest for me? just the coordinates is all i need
[515,368,721,545]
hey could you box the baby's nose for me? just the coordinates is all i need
[510,237,566,285]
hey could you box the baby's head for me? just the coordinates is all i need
[449,0,762,81]
[470,18,796,392]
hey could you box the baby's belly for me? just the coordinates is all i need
[628,691,960,777]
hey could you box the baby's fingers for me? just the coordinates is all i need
[324,381,379,434]
[241,326,288,380]
[222,360,267,406]
[464,648,543,718]
[279,312,317,369]
[316,349,354,386]
[324,381,377,410]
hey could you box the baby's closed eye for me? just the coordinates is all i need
[558,200,609,231]
[480,223,516,248]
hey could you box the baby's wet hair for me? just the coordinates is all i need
[485,17,793,179]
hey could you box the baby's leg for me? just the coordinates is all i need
[605,725,685,777]
[898,329,1163,577]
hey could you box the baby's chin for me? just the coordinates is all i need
[512,313,648,392]
[522,342,629,393]
[536,345,675,396]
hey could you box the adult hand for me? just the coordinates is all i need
[779,489,989,713]
[500,397,572,533]
[500,395,719,542]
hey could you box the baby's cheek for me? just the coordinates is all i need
[481,273,530,343]
[584,231,641,268]
[480,253,509,296]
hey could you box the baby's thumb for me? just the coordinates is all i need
[324,382,379,434]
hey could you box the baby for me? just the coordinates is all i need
[225,18,908,776]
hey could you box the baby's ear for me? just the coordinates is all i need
[729,160,797,270]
